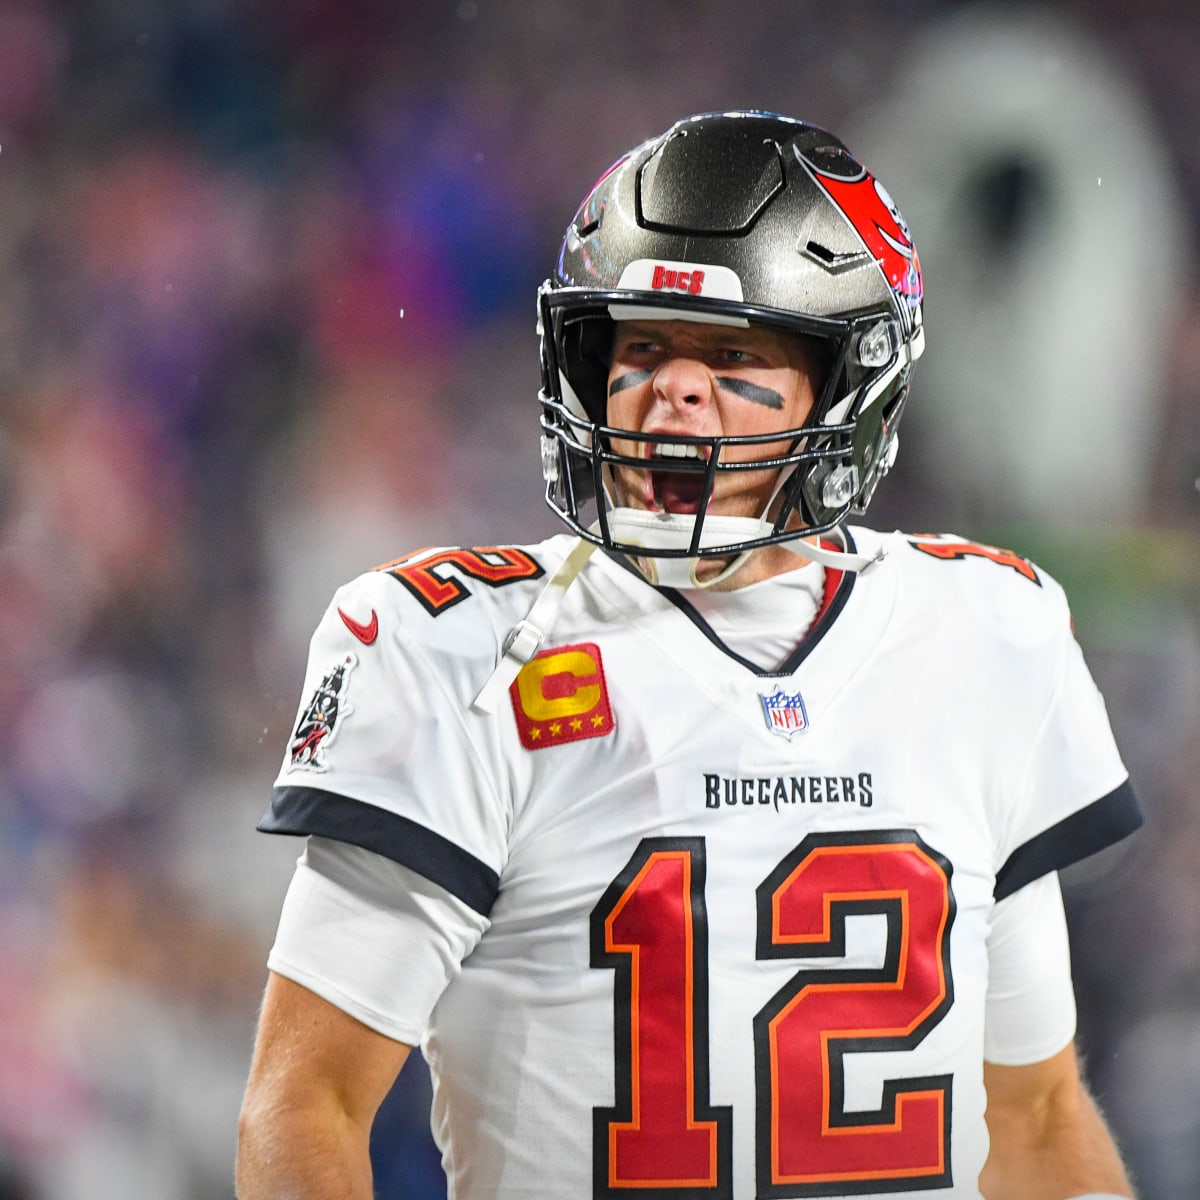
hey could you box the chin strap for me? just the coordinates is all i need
[471,534,598,715]
[796,535,885,574]
[604,509,765,588]
[606,507,885,582]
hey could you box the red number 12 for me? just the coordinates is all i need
[591,830,955,1198]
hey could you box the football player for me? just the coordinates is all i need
[237,112,1142,1199]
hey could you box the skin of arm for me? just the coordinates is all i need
[980,1040,1135,1199]
[236,971,412,1200]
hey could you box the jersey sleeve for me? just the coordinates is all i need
[992,611,1142,901]
[268,837,489,1043]
[983,871,1077,1065]
[258,567,508,918]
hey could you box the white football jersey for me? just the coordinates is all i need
[262,526,1141,1199]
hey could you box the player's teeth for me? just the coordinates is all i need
[652,443,701,459]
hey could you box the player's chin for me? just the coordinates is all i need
[711,479,780,521]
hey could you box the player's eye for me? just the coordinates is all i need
[619,339,661,357]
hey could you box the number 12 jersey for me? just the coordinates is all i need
[261,527,1141,1199]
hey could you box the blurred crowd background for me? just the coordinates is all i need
[0,1,1197,1197]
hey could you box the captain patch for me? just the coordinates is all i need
[510,642,615,751]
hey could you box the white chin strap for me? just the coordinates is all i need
[605,507,883,587]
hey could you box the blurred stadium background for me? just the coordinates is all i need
[0,1,1197,1196]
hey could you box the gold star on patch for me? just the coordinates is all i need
[570,718,583,732]
[549,722,562,736]
[529,727,542,740]
[591,714,606,727]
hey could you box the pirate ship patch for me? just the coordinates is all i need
[289,653,357,770]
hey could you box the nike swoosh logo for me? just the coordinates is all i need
[338,607,379,645]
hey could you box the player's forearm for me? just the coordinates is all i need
[980,1078,1134,1199]
[236,1097,375,1200]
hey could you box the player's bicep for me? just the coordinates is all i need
[983,870,1076,1066]
[267,836,490,1044]
[246,970,412,1131]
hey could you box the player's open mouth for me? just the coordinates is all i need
[645,441,710,515]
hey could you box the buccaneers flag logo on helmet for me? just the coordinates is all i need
[799,148,923,312]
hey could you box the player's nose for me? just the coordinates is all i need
[651,353,715,410]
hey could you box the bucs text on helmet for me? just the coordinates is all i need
[537,110,925,571]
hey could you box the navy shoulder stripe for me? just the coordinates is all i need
[259,785,500,916]
[994,779,1143,901]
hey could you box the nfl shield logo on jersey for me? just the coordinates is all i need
[760,687,809,739]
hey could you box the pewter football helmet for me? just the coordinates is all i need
[537,110,925,564]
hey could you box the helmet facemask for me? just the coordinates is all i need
[539,292,918,584]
